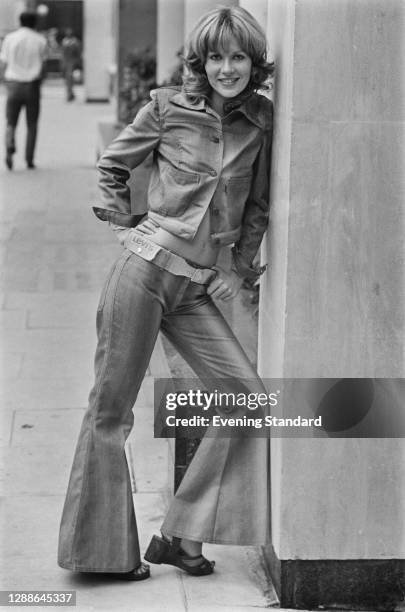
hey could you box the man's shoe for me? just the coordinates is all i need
[5,153,13,170]
[27,162,36,169]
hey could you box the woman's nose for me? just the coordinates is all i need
[221,57,234,74]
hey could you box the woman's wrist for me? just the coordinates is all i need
[230,262,243,279]
[231,246,267,281]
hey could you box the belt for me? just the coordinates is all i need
[124,232,217,285]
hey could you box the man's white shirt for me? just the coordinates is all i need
[0,27,47,81]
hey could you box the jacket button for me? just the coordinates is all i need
[209,169,217,177]
[212,208,219,215]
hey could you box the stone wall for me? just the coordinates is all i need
[259,0,405,564]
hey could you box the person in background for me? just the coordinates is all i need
[0,11,47,170]
[60,28,81,102]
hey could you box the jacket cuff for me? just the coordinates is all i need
[92,206,147,228]
[231,247,267,281]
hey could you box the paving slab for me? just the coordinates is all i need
[0,309,27,329]
[0,376,92,411]
[0,375,152,413]
[5,291,98,309]
[0,495,186,612]
[20,348,94,380]
[3,444,75,496]
[181,546,273,610]
[1,328,97,355]
[1,495,66,577]
[27,300,99,329]
[0,351,24,379]
[12,408,84,446]
[0,410,13,447]
[0,223,15,241]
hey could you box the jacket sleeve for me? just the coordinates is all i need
[93,92,162,227]
[233,106,273,279]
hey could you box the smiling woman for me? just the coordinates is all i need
[58,4,275,584]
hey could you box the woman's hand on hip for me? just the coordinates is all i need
[207,267,243,301]
[135,218,160,235]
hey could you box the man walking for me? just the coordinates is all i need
[61,29,81,102]
[0,12,47,170]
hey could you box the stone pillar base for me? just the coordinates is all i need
[264,544,405,611]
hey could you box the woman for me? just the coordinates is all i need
[58,6,274,581]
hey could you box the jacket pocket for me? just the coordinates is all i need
[150,165,200,217]
[224,175,252,227]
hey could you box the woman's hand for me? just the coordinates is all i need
[135,218,160,235]
[207,266,244,301]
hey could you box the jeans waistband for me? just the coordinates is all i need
[124,232,217,285]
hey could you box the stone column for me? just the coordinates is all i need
[259,0,405,609]
[83,0,117,102]
[156,0,184,84]
[116,0,157,122]
[0,1,21,39]
[239,0,268,26]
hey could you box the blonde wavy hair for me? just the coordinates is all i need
[182,6,274,103]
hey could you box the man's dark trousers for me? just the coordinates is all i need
[6,79,41,165]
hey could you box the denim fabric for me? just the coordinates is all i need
[5,80,40,163]
[58,250,269,572]
[94,87,273,267]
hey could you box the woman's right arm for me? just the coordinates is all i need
[93,93,162,228]
[109,217,161,245]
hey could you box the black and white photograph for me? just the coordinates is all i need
[0,0,404,611]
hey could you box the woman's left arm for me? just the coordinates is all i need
[208,105,273,301]
[232,113,273,280]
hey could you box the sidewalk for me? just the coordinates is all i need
[0,82,278,611]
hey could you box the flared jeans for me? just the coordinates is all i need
[58,249,270,573]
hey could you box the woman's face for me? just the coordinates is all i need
[204,37,252,108]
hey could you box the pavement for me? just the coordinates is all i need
[0,81,281,612]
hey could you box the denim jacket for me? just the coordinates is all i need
[94,86,273,271]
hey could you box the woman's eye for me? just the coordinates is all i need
[234,54,247,61]
[209,54,222,61]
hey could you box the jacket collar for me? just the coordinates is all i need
[171,91,205,112]
[170,90,269,130]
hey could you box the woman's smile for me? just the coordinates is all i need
[218,77,240,86]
